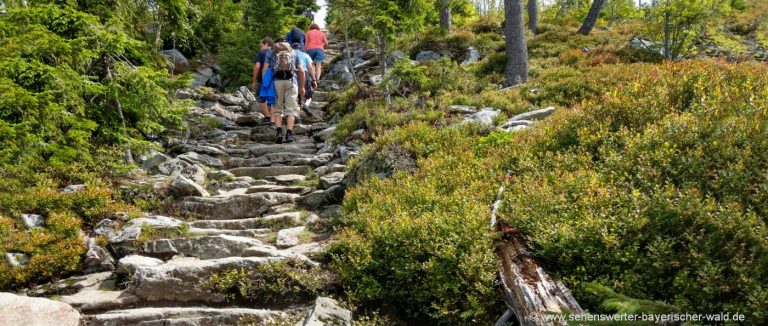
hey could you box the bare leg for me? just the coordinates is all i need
[314,62,323,81]
[286,115,296,131]
[271,107,282,128]
[259,102,271,118]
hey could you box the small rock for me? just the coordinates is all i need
[415,50,441,63]
[448,105,477,114]
[462,108,500,127]
[301,296,352,326]
[238,86,257,102]
[21,214,44,228]
[158,158,206,183]
[0,292,81,326]
[276,226,305,248]
[170,175,210,197]
[160,49,190,72]
[508,107,556,121]
[5,253,29,267]
[461,47,481,65]
[141,151,171,171]
[314,164,347,177]
[83,241,115,274]
[319,172,346,189]
[314,126,336,142]
[370,74,383,85]
[124,215,184,230]
[117,255,164,275]
[61,184,85,193]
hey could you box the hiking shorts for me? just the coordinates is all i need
[306,49,325,63]
[273,79,300,118]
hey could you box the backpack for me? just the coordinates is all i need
[275,50,297,71]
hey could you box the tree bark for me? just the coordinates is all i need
[577,0,606,35]
[663,0,671,59]
[490,172,584,326]
[527,0,538,35]
[440,0,452,32]
[504,0,528,86]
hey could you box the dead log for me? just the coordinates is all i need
[492,172,583,325]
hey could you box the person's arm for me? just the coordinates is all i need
[252,62,261,90]
[323,33,328,49]
[298,66,306,98]
[262,62,270,81]
[308,62,317,88]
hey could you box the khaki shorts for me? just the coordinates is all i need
[273,79,300,118]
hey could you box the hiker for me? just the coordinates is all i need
[305,23,328,82]
[252,37,275,125]
[262,38,306,144]
[285,25,306,51]
[292,42,318,111]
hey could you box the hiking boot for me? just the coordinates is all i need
[259,117,272,125]
[275,128,284,144]
[285,129,295,143]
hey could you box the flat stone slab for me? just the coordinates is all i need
[61,289,140,312]
[29,272,114,296]
[130,257,282,302]
[87,307,285,326]
[276,226,306,248]
[0,292,81,326]
[228,166,312,179]
[142,235,269,259]
[180,192,299,219]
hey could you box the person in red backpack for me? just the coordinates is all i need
[262,38,306,143]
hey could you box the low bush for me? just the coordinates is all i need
[331,123,506,324]
[497,60,768,323]
[207,258,333,305]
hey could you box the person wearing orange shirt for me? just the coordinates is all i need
[304,23,328,82]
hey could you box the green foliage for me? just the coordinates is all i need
[207,258,333,305]
[498,61,768,323]
[331,123,505,324]
[0,186,135,290]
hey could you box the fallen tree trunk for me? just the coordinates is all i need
[491,173,583,325]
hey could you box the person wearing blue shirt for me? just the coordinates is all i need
[285,26,306,51]
[291,43,317,110]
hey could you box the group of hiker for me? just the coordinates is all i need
[251,23,328,144]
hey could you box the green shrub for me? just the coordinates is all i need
[331,124,505,324]
[207,258,333,305]
[497,61,768,323]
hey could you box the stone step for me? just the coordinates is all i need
[245,143,317,157]
[142,235,278,259]
[86,307,286,326]
[312,91,330,102]
[228,152,332,168]
[228,166,312,179]
[180,192,299,219]
[189,227,271,239]
[246,184,313,195]
[130,256,282,302]
[189,212,303,230]
[61,289,139,313]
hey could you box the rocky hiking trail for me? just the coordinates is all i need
[12,33,359,326]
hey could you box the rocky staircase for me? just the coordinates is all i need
[20,35,357,325]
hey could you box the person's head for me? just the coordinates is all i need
[291,43,302,50]
[309,23,320,31]
[261,37,274,50]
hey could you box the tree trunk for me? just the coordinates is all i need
[663,0,671,59]
[577,0,606,35]
[491,173,584,326]
[504,0,528,86]
[440,0,452,32]
[527,0,538,34]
